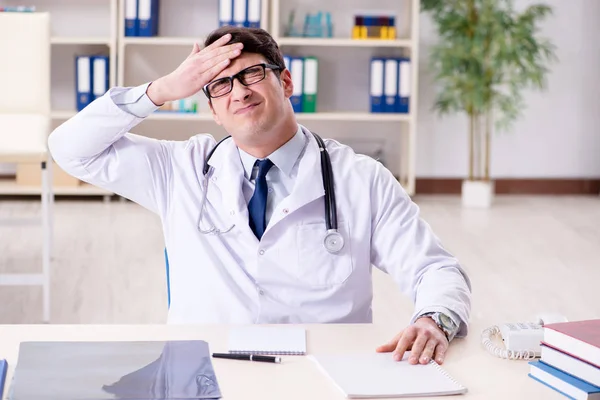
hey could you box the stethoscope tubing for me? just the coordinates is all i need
[198,129,343,253]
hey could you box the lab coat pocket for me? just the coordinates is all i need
[295,220,353,287]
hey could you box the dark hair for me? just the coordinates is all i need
[204,26,286,76]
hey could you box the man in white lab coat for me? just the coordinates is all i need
[48,27,471,366]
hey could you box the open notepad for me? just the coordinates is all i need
[228,326,306,355]
[310,352,467,398]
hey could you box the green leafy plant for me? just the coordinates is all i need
[421,0,557,181]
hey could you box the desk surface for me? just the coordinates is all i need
[0,323,563,400]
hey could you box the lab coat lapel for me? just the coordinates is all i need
[266,127,325,230]
[206,139,254,238]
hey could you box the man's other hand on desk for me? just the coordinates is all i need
[375,317,448,365]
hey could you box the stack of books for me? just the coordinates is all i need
[352,14,396,40]
[528,319,600,399]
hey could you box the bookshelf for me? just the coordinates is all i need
[1,0,419,196]
[270,0,419,193]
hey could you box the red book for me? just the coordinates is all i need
[543,319,600,368]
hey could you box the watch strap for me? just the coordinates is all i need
[417,311,458,342]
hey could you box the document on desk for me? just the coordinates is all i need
[7,340,221,399]
[310,352,467,398]
[228,326,306,355]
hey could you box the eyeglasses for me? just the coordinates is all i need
[202,63,281,99]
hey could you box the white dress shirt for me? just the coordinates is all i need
[48,83,472,337]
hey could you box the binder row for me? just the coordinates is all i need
[125,0,159,37]
[219,0,261,28]
[124,0,261,36]
[370,57,411,113]
[75,55,109,111]
[283,55,318,113]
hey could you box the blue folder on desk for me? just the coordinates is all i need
[0,359,7,398]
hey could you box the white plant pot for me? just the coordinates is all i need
[462,180,494,208]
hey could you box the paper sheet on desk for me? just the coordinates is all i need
[310,352,467,398]
[7,340,221,399]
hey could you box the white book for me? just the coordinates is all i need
[228,326,306,355]
[311,352,467,398]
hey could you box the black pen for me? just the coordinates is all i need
[212,353,281,363]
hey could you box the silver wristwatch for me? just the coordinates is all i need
[418,312,459,342]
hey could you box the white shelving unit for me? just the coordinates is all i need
[2,0,419,196]
[0,0,119,197]
[50,36,113,45]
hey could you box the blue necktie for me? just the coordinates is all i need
[248,158,274,239]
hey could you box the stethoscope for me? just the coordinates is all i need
[197,130,345,254]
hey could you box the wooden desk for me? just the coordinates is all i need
[0,322,563,400]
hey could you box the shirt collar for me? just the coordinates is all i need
[238,124,305,179]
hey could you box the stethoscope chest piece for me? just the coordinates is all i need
[323,229,344,254]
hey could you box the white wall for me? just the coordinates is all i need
[416,0,600,178]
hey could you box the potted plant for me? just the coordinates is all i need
[421,0,557,207]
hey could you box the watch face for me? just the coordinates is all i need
[439,313,454,329]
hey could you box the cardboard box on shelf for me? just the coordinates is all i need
[16,162,80,187]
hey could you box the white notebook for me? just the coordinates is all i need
[227,326,307,355]
[310,352,467,398]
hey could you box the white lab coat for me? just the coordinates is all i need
[48,89,472,335]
